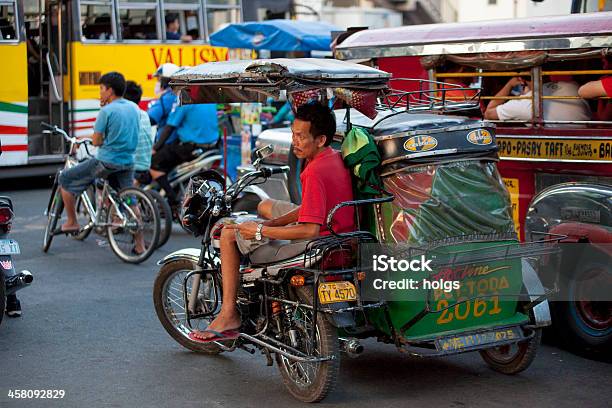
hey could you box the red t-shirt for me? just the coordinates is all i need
[601,77,612,96]
[298,147,355,236]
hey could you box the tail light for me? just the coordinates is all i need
[0,207,13,224]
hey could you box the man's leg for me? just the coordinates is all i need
[58,158,99,232]
[257,199,275,220]
[150,147,179,205]
[60,187,79,229]
[193,227,242,339]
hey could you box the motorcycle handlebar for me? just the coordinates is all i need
[260,166,290,177]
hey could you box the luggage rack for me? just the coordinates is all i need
[377,78,481,114]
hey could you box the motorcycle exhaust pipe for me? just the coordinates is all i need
[5,270,34,295]
[339,337,364,358]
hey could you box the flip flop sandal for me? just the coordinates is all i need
[188,329,240,344]
[53,226,81,235]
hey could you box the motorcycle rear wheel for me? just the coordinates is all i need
[146,189,172,248]
[153,259,222,354]
[276,286,340,403]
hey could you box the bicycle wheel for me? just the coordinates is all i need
[106,187,160,264]
[147,189,172,248]
[72,185,95,241]
[42,184,63,253]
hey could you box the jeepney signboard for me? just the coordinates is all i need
[497,136,612,163]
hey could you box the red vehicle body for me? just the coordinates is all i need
[336,12,612,355]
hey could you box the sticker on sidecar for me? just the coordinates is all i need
[466,129,493,145]
[435,327,522,352]
[403,135,438,152]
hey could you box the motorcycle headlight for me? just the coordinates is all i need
[180,170,226,236]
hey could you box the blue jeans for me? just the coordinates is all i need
[59,158,133,196]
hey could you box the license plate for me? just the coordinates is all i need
[436,327,523,352]
[0,239,20,255]
[318,281,357,304]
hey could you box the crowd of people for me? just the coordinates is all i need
[57,63,219,236]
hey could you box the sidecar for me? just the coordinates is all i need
[318,108,555,371]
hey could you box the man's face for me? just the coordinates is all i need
[99,84,113,106]
[291,118,325,160]
[168,19,179,32]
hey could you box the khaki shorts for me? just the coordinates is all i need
[235,199,299,255]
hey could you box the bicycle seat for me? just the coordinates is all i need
[249,240,309,266]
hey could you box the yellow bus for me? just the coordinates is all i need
[1,0,244,177]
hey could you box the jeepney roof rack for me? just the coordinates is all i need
[377,78,481,115]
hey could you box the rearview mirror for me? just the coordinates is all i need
[253,144,274,169]
[255,144,274,160]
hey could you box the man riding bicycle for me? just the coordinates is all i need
[58,72,141,250]
[189,103,355,342]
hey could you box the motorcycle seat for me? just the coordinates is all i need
[249,240,309,266]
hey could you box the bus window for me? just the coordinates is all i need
[163,1,202,42]
[80,1,114,40]
[206,5,241,40]
[0,1,17,41]
[119,1,159,40]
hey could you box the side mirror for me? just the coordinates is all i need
[253,144,273,168]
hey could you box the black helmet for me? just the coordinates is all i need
[181,170,226,236]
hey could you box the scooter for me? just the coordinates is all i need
[0,196,33,325]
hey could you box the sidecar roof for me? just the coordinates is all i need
[170,58,390,104]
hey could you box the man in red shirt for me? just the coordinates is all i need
[189,103,355,342]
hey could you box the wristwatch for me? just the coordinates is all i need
[255,223,264,241]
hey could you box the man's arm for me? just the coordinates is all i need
[92,131,104,146]
[228,221,320,241]
[578,80,607,99]
[263,207,300,227]
[153,125,175,151]
[484,77,523,120]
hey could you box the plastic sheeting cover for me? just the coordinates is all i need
[381,160,515,245]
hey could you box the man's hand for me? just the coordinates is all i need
[507,77,523,88]
[225,221,259,240]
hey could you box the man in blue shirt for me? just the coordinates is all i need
[165,13,192,42]
[147,63,180,145]
[59,72,139,234]
[149,103,219,205]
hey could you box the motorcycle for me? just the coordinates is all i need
[152,58,559,402]
[0,196,33,325]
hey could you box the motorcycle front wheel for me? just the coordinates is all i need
[153,258,222,354]
[276,286,340,403]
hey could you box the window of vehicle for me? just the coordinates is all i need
[163,0,203,41]
[80,0,115,41]
[118,1,159,40]
[205,0,241,40]
[0,0,18,41]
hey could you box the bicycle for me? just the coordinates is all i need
[41,123,160,264]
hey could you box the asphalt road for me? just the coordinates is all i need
[1,182,610,408]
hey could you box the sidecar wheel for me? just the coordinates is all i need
[479,328,542,374]
[276,286,340,403]
[153,259,222,355]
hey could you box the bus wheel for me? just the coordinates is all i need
[552,260,612,358]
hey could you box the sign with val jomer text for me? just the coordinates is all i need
[497,136,612,162]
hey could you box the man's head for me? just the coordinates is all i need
[124,80,143,105]
[99,71,126,105]
[291,103,336,160]
[165,13,179,32]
